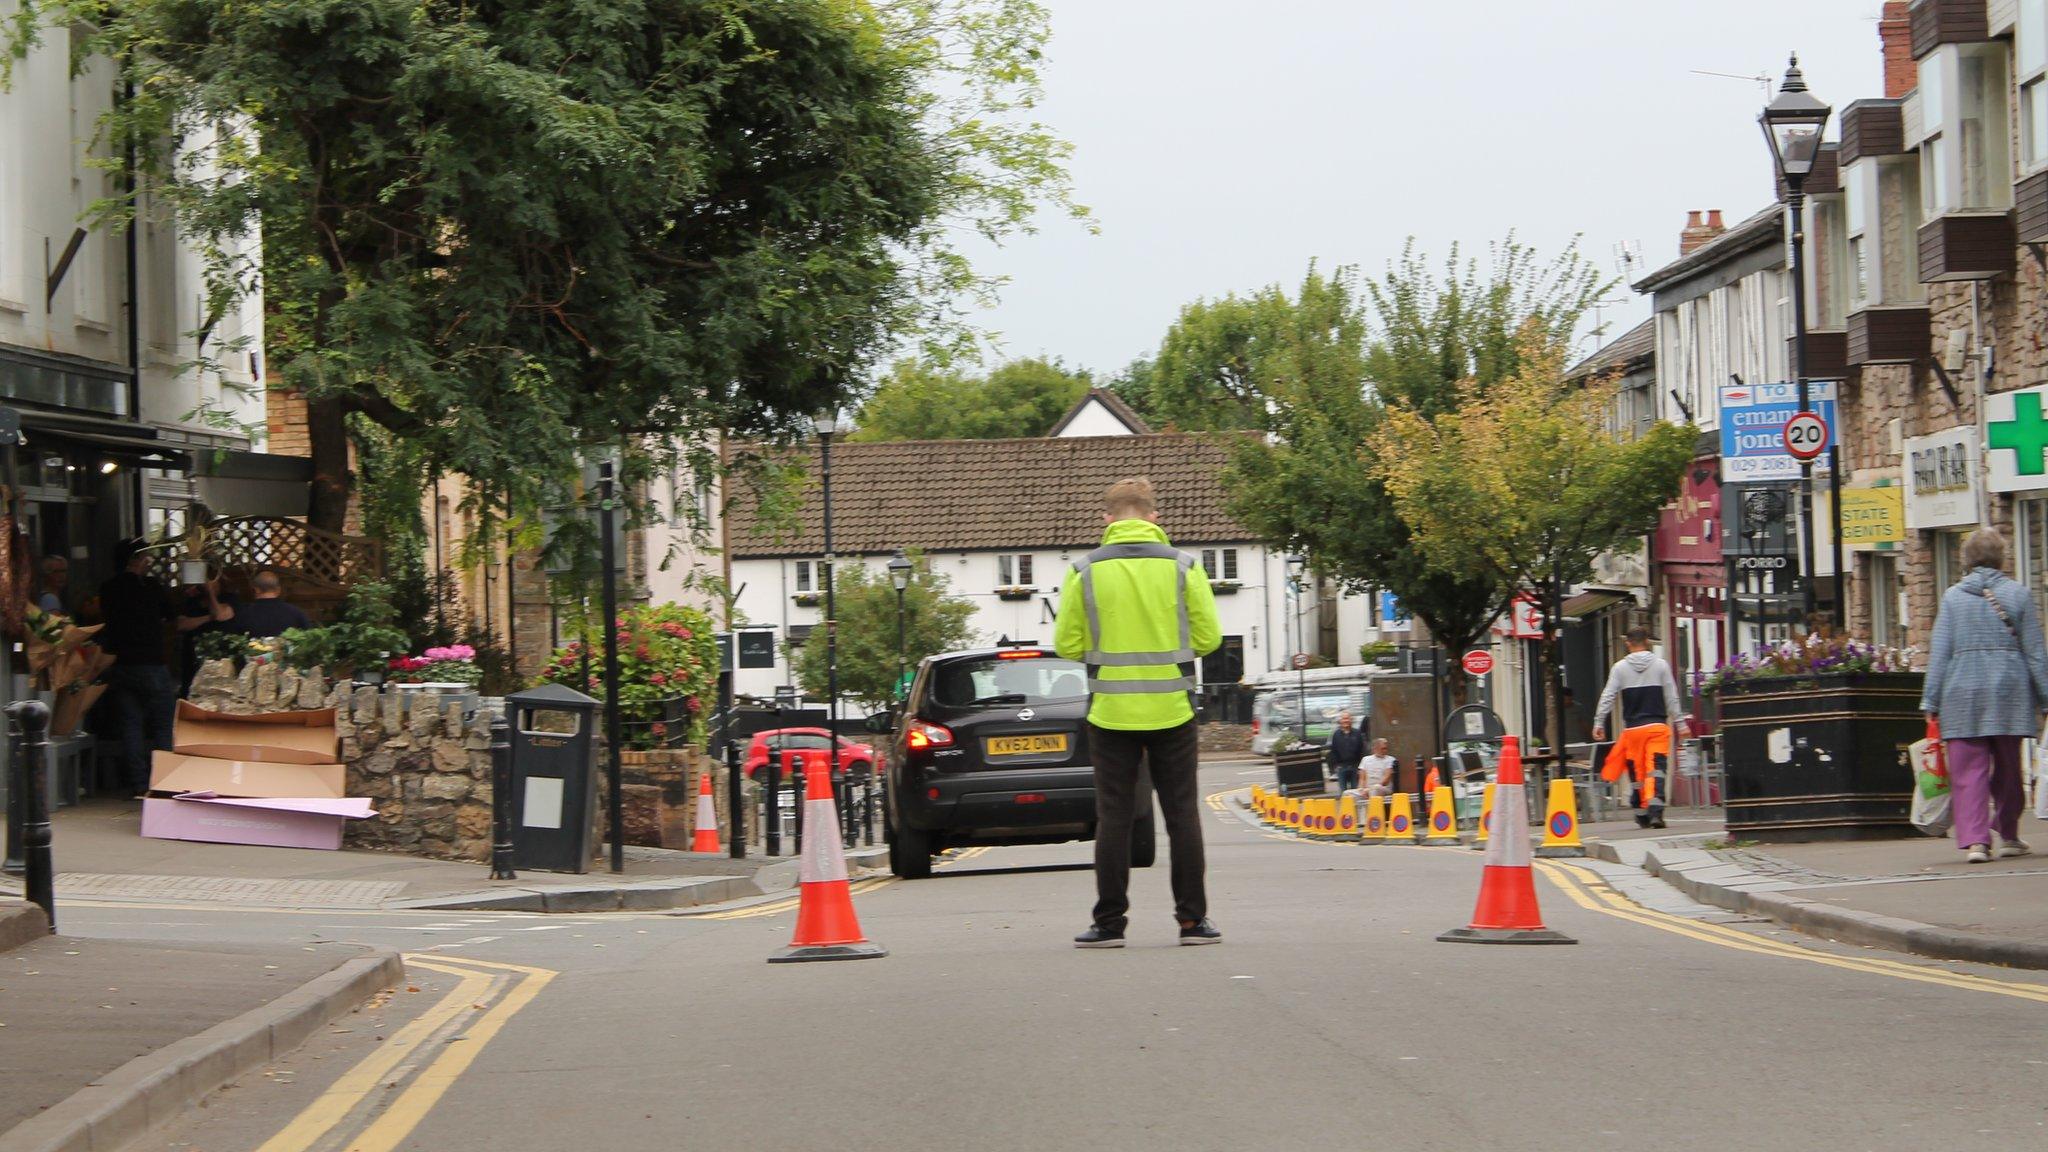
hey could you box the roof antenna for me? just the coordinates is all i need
[1691,67,1774,96]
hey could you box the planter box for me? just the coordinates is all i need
[1272,746,1326,797]
[1715,671,1922,842]
[995,588,1036,601]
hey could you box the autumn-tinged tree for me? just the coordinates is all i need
[793,555,977,708]
[1373,333,1694,756]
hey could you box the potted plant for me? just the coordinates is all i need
[387,644,484,687]
[1209,579,1241,594]
[1701,635,1921,842]
[277,581,411,681]
[538,602,719,750]
[994,585,1036,601]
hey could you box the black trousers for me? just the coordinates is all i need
[1090,720,1205,931]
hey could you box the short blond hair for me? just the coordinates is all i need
[1104,477,1156,520]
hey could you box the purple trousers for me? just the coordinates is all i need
[1945,735,2026,850]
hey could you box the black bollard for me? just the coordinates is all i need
[489,710,517,880]
[862,774,875,847]
[790,752,804,859]
[763,749,782,858]
[6,701,54,932]
[726,742,745,860]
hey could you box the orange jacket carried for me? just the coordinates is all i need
[1600,723,1672,808]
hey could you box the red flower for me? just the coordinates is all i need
[636,646,651,661]
[651,722,668,737]
[684,696,701,713]
[650,672,669,687]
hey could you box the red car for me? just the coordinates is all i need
[743,728,878,780]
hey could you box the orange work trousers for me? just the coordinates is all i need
[1600,723,1672,810]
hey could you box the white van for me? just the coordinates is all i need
[1246,667,1378,755]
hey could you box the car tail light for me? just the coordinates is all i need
[906,720,954,750]
[1015,793,1046,804]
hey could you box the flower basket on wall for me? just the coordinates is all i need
[1209,580,1241,595]
[995,586,1036,601]
[792,591,822,607]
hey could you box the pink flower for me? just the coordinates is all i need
[651,722,668,738]
[650,672,669,686]
[685,696,701,713]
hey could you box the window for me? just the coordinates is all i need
[794,560,812,592]
[1919,44,2013,213]
[68,64,110,327]
[1200,548,1239,581]
[931,654,1088,708]
[2022,498,2048,621]
[997,553,1033,586]
[1845,155,1925,309]
[1808,195,1850,329]
[2026,2,2048,171]
[1867,554,1900,649]
[1934,528,1970,592]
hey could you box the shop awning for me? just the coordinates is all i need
[1559,589,1632,621]
[23,424,191,469]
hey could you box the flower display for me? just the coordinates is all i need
[1697,633,1918,696]
[388,643,483,687]
[539,603,719,749]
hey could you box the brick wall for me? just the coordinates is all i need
[266,383,311,457]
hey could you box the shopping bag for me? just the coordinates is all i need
[1911,785,1952,838]
[1909,719,1948,800]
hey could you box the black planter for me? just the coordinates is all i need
[1715,671,1923,842]
[1272,746,1326,797]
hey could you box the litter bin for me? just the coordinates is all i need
[506,684,601,873]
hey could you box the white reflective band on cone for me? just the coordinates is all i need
[800,797,849,883]
[1483,784,1530,867]
[695,793,717,827]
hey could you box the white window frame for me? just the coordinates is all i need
[2024,2,2048,172]
[794,560,812,593]
[2021,498,2048,622]
[1808,193,1851,330]
[1918,43,2015,212]
[997,553,1034,587]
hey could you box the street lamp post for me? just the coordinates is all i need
[1761,54,1836,626]
[888,550,913,701]
[1285,553,1307,741]
[811,410,844,758]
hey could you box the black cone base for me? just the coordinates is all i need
[767,941,889,964]
[1436,926,1578,945]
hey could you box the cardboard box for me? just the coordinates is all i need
[149,750,347,800]
[141,794,374,851]
[172,701,339,765]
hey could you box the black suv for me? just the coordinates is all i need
[871,644,1154,879]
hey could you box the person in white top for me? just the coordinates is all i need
[1351,738,1396,800]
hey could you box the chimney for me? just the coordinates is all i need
[1679,210,1726,257]
[1880,1,1917,98]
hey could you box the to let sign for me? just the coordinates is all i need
[1460,650,1495,677]
[1720,381,1836,482]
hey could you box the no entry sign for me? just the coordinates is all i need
[1461,649,1495,677]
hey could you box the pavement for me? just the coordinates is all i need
[0,934,400,1152]
[1579,808,2048,970]
[0,800,885,914]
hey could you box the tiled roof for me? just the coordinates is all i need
[726,433,1260,557]
[1630,204,1783,294]
[1567,317,1656,381]
[1048,387,1152,436]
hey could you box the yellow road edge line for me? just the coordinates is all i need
[343,959,557,1152]
[1532,860,2048,1004]
[250,961,494,1152]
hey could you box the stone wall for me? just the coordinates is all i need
[609,749,759,852]
[188,661,494,860]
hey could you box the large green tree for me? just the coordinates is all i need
[1374,333,1694,754]
[793,555,976,708]
[851,356,1090,441]
[1225,242,1610,679]
[9,0,1083,537]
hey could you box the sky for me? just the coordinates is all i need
[955,0,1889,377]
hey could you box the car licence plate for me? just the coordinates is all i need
[986,734,1069,757]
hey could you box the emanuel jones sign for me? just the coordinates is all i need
[1719,381,1836,482]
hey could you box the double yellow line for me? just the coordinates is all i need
[692,845,992,922]
[253,955,555,1152]
[1535,859,2048,1005]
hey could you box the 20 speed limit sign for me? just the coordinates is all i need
[1781,411,1829,462]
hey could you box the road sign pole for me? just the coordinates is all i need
[1828,443,1846,618]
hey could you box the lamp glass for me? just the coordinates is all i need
[888,552,912,591]
[810,408,843,438]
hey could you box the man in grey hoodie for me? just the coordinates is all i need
[1591,626,1689,828]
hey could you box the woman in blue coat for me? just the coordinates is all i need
[1920,528,2048,863]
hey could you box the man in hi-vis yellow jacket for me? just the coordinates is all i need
[1056,477,1222,948]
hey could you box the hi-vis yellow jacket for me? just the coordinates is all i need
[1054,519,1222,731]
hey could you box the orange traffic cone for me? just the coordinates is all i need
[1438,736,1575,946]
[1470,783,1495,851]
[691,770,722,853]
[769,756,886,963]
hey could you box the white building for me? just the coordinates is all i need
[718,400,1394,703]
[1,12,276,586]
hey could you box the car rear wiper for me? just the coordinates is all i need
[968,694,1029,706]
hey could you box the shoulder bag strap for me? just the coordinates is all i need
[1981,580,2023,648]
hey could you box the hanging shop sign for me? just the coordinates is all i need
[1903,426,1979,528]
[1986,386,2048,494]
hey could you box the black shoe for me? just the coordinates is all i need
[1074,925,1125,949]
[1649,814,1668,829]
[1178,919,1222,946]
[1634,814,1652,829]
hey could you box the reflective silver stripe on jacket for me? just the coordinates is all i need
[1072,544,1198,690]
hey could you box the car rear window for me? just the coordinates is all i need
[931,655,1089,708]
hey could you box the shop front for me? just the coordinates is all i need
[1653,452,1725,726]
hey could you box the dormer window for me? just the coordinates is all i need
[1919,44,2013,213]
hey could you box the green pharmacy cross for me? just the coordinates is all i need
[1990,392,2048,477]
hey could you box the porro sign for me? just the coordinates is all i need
[1904,426,1979,530]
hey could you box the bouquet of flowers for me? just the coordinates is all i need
[388,644,483,687]
[1697,633,1917,696]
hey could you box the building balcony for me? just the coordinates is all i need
[1918,211,2015,281]
[1846,306,1932,366]
[1795,329,1849,381]
[2017,170,2048,245]
[1909,0,1991,59]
